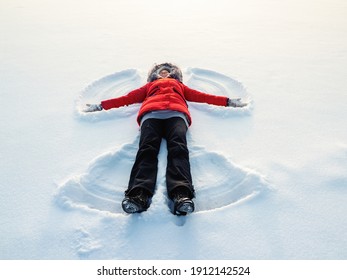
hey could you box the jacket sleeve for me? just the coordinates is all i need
[183,84,228,106]
[101,84,148,110]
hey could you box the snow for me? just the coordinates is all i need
[1,0,347,262]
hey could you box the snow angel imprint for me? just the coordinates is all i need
[83,62,249,216]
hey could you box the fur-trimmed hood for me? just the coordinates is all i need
[147,62,183,82]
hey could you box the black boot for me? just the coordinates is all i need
[122,188,151,214]
[171,187,195,216]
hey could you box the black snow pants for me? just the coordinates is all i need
[125,117,194,199]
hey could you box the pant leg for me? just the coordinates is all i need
[164,117,194,199]
[126,119,163,196]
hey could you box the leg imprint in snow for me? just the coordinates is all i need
[55,139,139,214]
[190,145,269,212]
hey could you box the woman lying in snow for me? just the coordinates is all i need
[84,63,247,216]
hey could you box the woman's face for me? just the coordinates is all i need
[159,69,170,78]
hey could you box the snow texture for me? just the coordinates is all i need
[1,0,347,260]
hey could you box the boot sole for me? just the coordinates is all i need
[122,198,146,214]
[175,200,195,216]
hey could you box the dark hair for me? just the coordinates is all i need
[147,62,183,82]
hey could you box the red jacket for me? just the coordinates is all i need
[101,78,228,126]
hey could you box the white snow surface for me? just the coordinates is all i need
[1,0,347,260]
